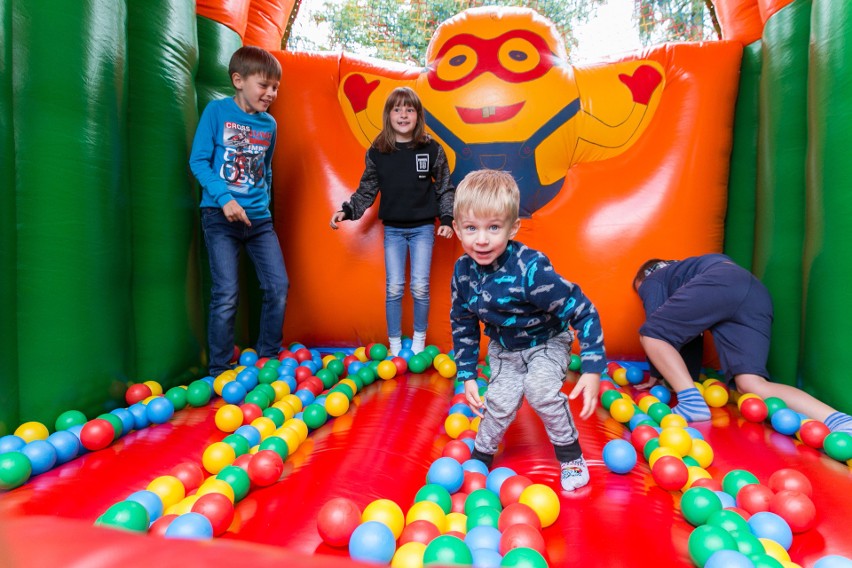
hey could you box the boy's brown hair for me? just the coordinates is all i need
[229,46,282,83]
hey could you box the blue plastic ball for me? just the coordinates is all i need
[485,466,517,495]
[684,427,705,441]
[235,369,259,391]
[295,389,316,407]
[222,381,248,405]
[462,458,490,476]
[238,351,258,367]
[770,408,801,436]
[714,490,736,509]
[813,555,852,568]
[126,489,164,522]
[460,438,475,452]
[705,549,755,568]
[602,439,637,474]
[398,348,415,360]
[164,512,214,540]
[349,521,396,564]
[747,511,793,550]
[21,440,57,475]
[109,408,136,436]
[280,376,297,392]
[629,413,654,430]
[650,385,671,404]
[465,525,501,552]
[234,425,261,447]
[449,403,475,419]
[146,397,175,425]
[626,366,645,385]
[0,435,26,454]
[471,548,503,568]
[47,431,81,464]
[277,365,295,378]
[427,457,465,493]
[347,361,364,376]
[199,376,216,388]
[128,402,150,430]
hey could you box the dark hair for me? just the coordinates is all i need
[372,87,430,153]
[229,46,282,83]
[633,258,668,291]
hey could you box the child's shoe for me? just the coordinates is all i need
[412,331,426,354]
[560,456,590,491]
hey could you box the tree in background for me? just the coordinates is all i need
[286,0,720,65]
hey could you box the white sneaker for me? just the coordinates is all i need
[560,457,590,491]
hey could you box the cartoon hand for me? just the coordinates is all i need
[619,65,663,105]
[343,74,380,114]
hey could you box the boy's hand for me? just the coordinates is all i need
[223,200,251,226]
[634,375,659,391]
[569,372,600,420]
[437,225,453,239]
[464,380,485,418]
[330,211,346,229]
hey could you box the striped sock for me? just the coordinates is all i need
[672,387,711,422]
[824,412,852,435]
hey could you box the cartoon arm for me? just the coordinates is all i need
[339,72,417,149]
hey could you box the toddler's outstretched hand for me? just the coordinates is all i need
[437,225,453,239]
[464,379,485,418]
[569,372,600,420]
[330,210,346,229]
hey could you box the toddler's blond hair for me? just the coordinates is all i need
[453,169,520,224]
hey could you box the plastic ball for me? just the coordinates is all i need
[498,502,541,532]
[798,420,831,449]
[349,521,397,564]
[722,469,760,499]
[688,525,738,567]
[736,483,775,515]
[823,432,852,462]
[769,490,816,533]
[600,389,623,410]
[147,475,186,510]
[362,498,405,539]
[427,457,465,494]
[324,391,350,417]
[501,547,548,568]
[647,402,673,424]
[706,509,750,534]
[444,413,471,439]
[186,380,212,407]
[500,475,534,507]
[398,519,441,547]
[609,398,635,423]
[0,451,32,490]
[768,469,812,497]
[247,449,284,487]
[191,492,234,536]
[650,384,672,404]
[625,366,644,385]
[406,500,447,533]
[687,439,714,469]
[681,486,723,526]
[704,549,755,568]
[80,419,116,451]
[14,421,49,443]
[146,397,175,424]
[54,410,87,432]
[660,414,688,429]
[442,439,472,463]
[465,488,503,515]
[445,510,468,533]
[770,408,801,436]
[462,458,490,476]
[464,525,502,554]
[391,541,427,568]
[126,489,164,523]
[422,534,473,566]
[813,556,852,568]
[202,441,237,475]
[415,483,453,514]
[466,505,501,531]
[437,359,457,379]
[602,439,637,474]
[125,383,153,405]
[215,466,250,502]
[164,511,214,540]
[96,500,150,532]
[500,523,546,556]
[748,511,793,550]
[652,455,689,491]
[659,427,693,457]
[46,430,80,464]
[518,484,560,528]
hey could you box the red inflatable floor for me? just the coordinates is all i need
[1,370,851,568]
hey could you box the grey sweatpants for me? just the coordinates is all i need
[474,332,581,461]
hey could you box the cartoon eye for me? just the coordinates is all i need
[436,44,478,84]
[498,38,541,75]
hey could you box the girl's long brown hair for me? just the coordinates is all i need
[372,87,431,153]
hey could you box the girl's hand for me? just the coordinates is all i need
[330,211,346,229]
[464,380,485,418]
[437,225,453,239]
[568,372,600,420]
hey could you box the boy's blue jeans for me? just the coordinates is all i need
[383,224,435,338]
[201,208,288,375]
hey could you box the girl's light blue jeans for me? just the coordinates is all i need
[383,224,435,337]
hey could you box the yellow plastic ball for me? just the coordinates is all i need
[737,392,761,409]
[272,400,296,421]
[354,346,368,362]
[322,354,338,367]
[702,378,721,387]
[444,512,468,534]
[470,416,481,432]
[759,538,792,560]
[392,541,427,568]
[648,447,680,469]
[282,394,303,414]
[196,478,235,503]
[692,381,705,395]
[215,404,244,433]
[142,380,163,396]
[270,380,291,401]
[202,441,237,474]
[437,359,457,379]
[146,475,186,510]
[406,500,447,533]
[659,427,693,457]
[609,398,635,423]
[274,428,301,454]
[14,421,50,443]
[638,396,661,414]
[213,374,233,396]
[377,360,398,380]
[325,392,350,417]
[703,384,729,408]
[519,484,560,528]
[251,416,277,441]
[444,413,471,439]
[433,354,450,368]
[779,562,802,568]
[687,439,714,469]
[340,378,359,394]
[362,498,405,539]
[683,466,712,490]
[283,418,308,443]
[165,494,199,516]
[612,367,628,386]
[660,414,688,429]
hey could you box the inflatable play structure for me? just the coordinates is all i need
[2,0,852,566]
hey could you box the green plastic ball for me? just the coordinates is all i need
[217,465,251,502]
[333,383,355,400]
[465,505,501,530]
[408,354,429,374]
[186,380,212,407]
[415,483,453,514]
[316,369,337,389]
[259,436,289,460]
[601,390,622,410]
[823,432,852,461]
[423,345,441,360]
[255,384,276,404]
[262,407,286,428]
[501,547,548,568]
[643,438,661,461]
[721,469,759,498]
[244,389,270,409]
[258,366,278,385]
[706,509,750,534]
[688,525,737,567]
[54,409,87,432]
[568,354,582,372]
[749,553,784,568]
[464,488,503,514]
[0,451,32,490]
[164,387,188,410]
[763,397,787,418]
[728,529,765,557]
[648,401,672,423]
[302,403,329,430]
[369,343,388,361]
[680,486,723,526]
[222,434,250,457]
[95,500,149,532]
[96,413,124,441]
[357,366,376,386]
[423,534,473,566]
[326,358,344,377]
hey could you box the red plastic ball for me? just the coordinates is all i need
[125,383,153,405]
[451,393,467,406]
[444,530,467,540]
[170,462,206,493]
[461,471,487,494]
[239,403,263,425]
[769,490,817,533]
[651,455,689,492]
[233,453,253,470]
[231,346,241,363]
[736,483,775,514]
[631,425,660,452]
[499,522,546,556]
[451,492,468,513]
[498,502,542,531]
[768,468,813,497]
[301,377,324,396]
[294,348,312,363]
[599,381,616,394]
[294,366,313,382]
[192,492,235,536]
[277,349,294,362]
[442,440,472,463]
[148,513,178,537]
[740,398,769,422]
[398,519,441,546]
[80,419,116,451]
[499,475,533,507]
[391,356,408,375]
[457,430,477,441]
[342,355,358,370]
[799,421,831,449]
[317,497,362,547]
[725,506,752,521]
[247,450,284,487]
[690,477,723,493]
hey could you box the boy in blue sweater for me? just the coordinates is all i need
[189,46,289,377]
[450,169,606,491]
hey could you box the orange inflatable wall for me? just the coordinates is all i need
[268,8,742,360]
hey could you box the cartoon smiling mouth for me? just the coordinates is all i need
[456,101,525,124]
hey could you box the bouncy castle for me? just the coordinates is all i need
[1,0,851,566]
